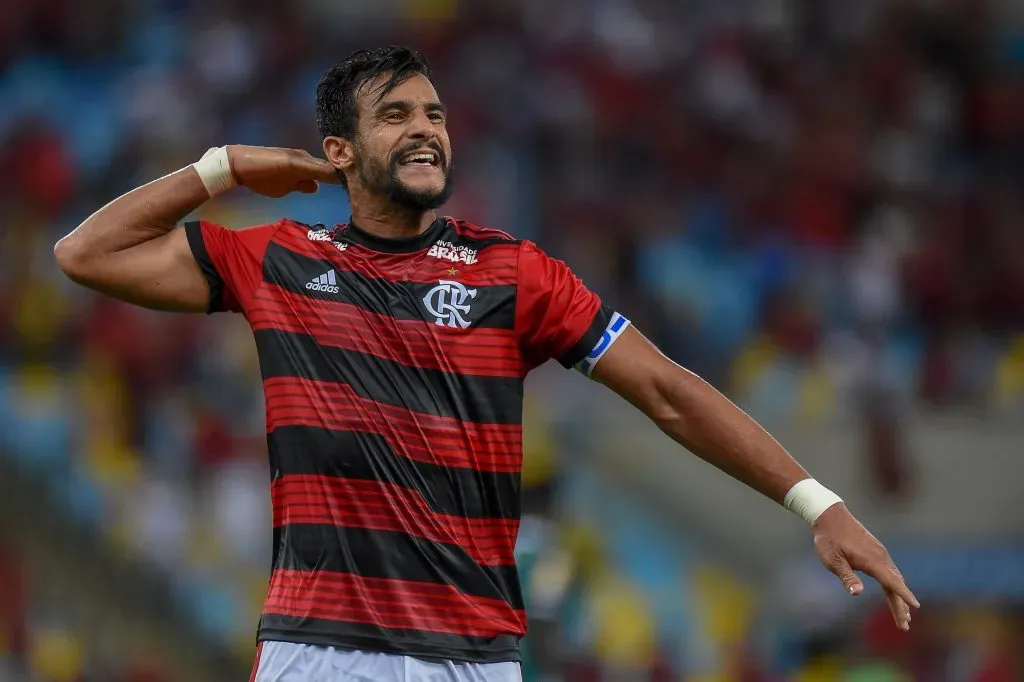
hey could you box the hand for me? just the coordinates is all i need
[226,145,340,198]
[812,504,920,630]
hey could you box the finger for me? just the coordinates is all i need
[866,562,920,610]
[294,180,319,194]
[884,587,911,631]
[303,158,342,184]
[826,554,864,596]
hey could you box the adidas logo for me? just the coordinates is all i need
[305,270,339,294]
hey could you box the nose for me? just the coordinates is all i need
[406,108,435,140]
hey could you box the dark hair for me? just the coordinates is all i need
[316,46,435,142]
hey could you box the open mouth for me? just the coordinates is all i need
[398,149,441,167]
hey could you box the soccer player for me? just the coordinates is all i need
[55,46,918,682]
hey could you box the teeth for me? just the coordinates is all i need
[402,152,436,164]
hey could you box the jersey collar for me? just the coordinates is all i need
[337,217,448,254]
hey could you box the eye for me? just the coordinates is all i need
[428,112,446,124]
[384,111,405,122]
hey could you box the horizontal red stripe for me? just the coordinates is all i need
[272,230,521,287]
[400,252,520,281]
[252,310,520,375]
[271,475,518,565]
[251,295,517,347]
[250,285,525,377]
[267,400,516,461]
[264,569,526,637]
[250,293,518,348]
[263,377,523,471]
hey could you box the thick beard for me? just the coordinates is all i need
[356,150,455,211]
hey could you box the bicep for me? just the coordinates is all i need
[590,325,683,422]
[64,227,210,313]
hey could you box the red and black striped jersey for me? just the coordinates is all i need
[185,216,630,664]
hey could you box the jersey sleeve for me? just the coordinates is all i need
[183,219,279,315]
[515,240,631,375]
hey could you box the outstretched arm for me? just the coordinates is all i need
[591,325,920,629]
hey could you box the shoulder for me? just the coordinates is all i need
[259,218,345,253]
[275,218,327,239]
[446,218,521,249]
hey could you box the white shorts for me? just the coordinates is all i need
[251,641,523,682]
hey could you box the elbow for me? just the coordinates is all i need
[53,233,93,282]
[646,368,715,433]
[53,236,78,275]
[644,373,687,428]
[648,399,683,432]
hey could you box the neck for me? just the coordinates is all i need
[349,194,437,239]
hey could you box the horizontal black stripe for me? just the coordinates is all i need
[268,426,520,520]
[273,524,523,608]
[258,617,521,664]
[262,241,517,329]
[255,328,524,425]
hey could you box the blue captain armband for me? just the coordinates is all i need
[574,312,631,378]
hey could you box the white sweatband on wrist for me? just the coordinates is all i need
[192,146,237,197]
[784,478,843,525]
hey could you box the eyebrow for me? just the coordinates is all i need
[376,99,448,115]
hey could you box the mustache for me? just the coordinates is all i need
[390,142,447,168]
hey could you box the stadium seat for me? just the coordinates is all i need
[27,629,84,682]
[586,573,657,670]
[993,335,1024,408]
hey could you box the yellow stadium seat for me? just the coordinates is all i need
[794,655,844,682]
[796,365,835,426]
[731,335,777,394]
[86,439,141,488]
[521,400,556,488]
[692,566,755,645]
[77,358,132,445]
[402,0,457,21]
[13,279,66,348]
[28,629,85,682]
[249,575,270,609]
[993,336,1024,407]
[15,364,59,402]
[559,523,604,579]
[589,574,657,669]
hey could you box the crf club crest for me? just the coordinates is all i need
[422,280,477,328]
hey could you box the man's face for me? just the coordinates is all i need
[351,73,454,210]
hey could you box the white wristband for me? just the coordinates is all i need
[192,146,237,197]
[784,478,843,525]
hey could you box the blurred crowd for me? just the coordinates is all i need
[2,0,1024,680]
[0,542,170,682]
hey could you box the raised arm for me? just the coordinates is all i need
[54,146,338,311]
[590,325,920,629]
[54,168,212,311]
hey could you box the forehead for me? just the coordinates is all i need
[356,73,440,112]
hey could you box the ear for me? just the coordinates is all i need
[323,136,355,177]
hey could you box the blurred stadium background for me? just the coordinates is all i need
[2,0,1024,680]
